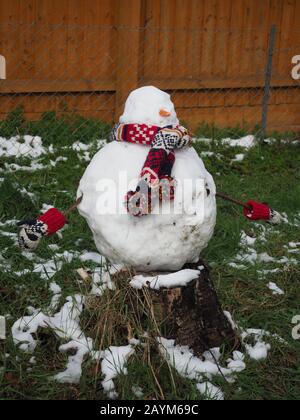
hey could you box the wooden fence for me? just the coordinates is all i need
[0,0,299,132]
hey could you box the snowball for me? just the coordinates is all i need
[119,86,179,127]
[77,143,216,271]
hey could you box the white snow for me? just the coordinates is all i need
[241,329,273,361]
[120,86,179,128]
[230,230,299,274]
[130,269,200,290]
[33,259,63,280]
[79,251,103,265]
[90,264,117,296]
[49,281,62,312]
[12,295,87,353]
[98,345,135,399]
[11,291,134,390]
[196,382,224,401]
[1,157,67,173]
[0,135,46,158]
[41,203,56,214]
[54,337,93,384]
[267,282,284,295]
[132,385,144,398]
[158,337,234,381]
[232,153,245,162]
[289,242,300,248]
[72,141,90,152]
[222,135,256,149]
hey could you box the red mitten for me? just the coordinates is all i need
[38,208,67,235]
[243,201,270,221]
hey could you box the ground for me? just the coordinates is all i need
[0,110,300,400]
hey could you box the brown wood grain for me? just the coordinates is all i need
[0,0,299,132]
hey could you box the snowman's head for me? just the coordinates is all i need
[119,86,179,128]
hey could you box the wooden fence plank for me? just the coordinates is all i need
[114,0,143,120]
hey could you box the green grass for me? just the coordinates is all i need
[0,111,300,400]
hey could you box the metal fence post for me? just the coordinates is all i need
[261,24,277,141]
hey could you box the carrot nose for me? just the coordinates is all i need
[159,109,171,117]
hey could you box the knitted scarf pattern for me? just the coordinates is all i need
[110,123,191,216]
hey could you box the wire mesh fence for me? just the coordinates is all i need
[0,22,299,164]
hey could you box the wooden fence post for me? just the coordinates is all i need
[261,24,277,141]
[114,0,143,122]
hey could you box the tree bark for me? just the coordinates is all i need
[134,259,239,356]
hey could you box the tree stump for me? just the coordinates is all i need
[133,259,239,356]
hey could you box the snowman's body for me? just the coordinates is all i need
[77,87,216,272]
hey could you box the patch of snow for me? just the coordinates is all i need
[132,385,144,398]
[222,135,256,149]
[33,259,63,280]
[80,251,103,265]
[196,382,224,401]
[232,153,245,162]
[267,282,284,295]
[0,135,47,158]
[54,337,93,384]
[224,311,238,330]
[49,282,62,312]
[77,152,91,162]
[72,141,90,152]
[241,329,274,361]
[201,151,215,157]
[289,242,300,248]
[130,269,200,290]
[41,203,54,214]
[157,337,235,382]
[90,264,117,296]
[100,345,135,399]
[50,156,68,167]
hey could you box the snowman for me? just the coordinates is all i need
[77,86,216,272]
[17,87,281,258]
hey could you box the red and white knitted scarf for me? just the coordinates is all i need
[111,123,191,216]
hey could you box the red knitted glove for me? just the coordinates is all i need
[38,208,67,235]
[243,201,270,221]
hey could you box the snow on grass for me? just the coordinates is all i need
[267,282,284,296]
[11,290,134,390]
[1,157,68,173]
[193,135,256,151]
[90,264,117,296]
[229,229,299,275]
[54,336,94,385]
[196,382,224,401]
[49,282,62,312]
[33,259,64,280]
[157,335,256,399]
[132,385,144,398]
[12,294,86,353]
[72,141,91,152]
[94,346,135,399]
[241,329,272,361]
[232,153,245,162]
[158,337,234,381]
[79,251,104,265]
[0,135,47,158]
[221,135,256,149]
